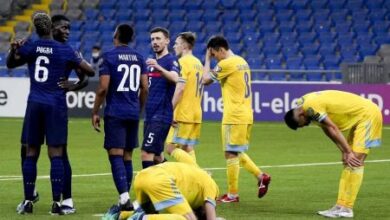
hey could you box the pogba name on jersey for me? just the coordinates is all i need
[36,46,53,54]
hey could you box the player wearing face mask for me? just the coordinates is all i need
[90,45,103,77]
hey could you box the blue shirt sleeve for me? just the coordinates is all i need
[99,53,110,76]
[140,57,147,75]
[65,45,82,66]
[168,57,180,74]
[17,39,34,60]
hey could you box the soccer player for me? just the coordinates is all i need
[120,162,219,220]
[17,14,87,215]
[284,90,383,218]
[141,27,180,169]
[165,32,203,166]
[7,13,94,214]
[91,24,148,219]
[202,35,271,203]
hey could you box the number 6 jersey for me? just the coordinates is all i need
[99,45,147,120]
[18,38,82,107]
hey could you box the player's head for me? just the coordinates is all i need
[51,14,70,43]
[150,27,170,55]
[284,107,311,130]
[207,35,230,61]
[174,32,196,57]
[33,12,52,37]
[113,24,134,45]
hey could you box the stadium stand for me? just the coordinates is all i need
[0,0,389,81]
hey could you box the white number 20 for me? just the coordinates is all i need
[34,56,49,82]
[117,64,141,92]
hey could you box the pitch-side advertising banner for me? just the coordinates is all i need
[1,78,389,124]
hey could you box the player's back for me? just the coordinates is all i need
[217,55,253,124]
[156,162,219,209]
[18,38,81,106]
[302,90,378,130]
[100,46,147,119]
[145,53,180,123]
[175,54,203,123]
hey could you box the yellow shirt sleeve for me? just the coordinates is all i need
[302,96,327,122]
[212,59,235,81]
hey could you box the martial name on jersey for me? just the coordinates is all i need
[118,54,138,62]
[36,46,53,54]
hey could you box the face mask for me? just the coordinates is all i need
[92,52,100,58]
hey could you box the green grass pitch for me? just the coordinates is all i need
[0,118,389,220]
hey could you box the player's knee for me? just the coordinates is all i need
[141,150,154,160]
[166,143,176,155]
[225,151,238,159]
[181,145,193,153]
[48,145,64,157]
[107,148,124,156]
[26,145,40,157]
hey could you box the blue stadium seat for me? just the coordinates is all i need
[184,0,203,10]
[281,44,300,59]
[314,21,332,34]
[186,21,204,32]
[0,53,6,66]
[286,56,305,81]
[149,0,167,10]
[279,21,295,33]
[345,0,364,10]
[365,0,384,9]
[318,32,337,44]
[259,21,277,33]
[204,21,223,32]
[83,21,100,31]
[353,21,371,34]
[224,32,241,43]
[116,11,131,21]
[328,0,346,10]
[11,68,27,77]
[359,44,379,57]
[99,21,116,32]
[236,0,255,9]
[375,33,390,45]
[150,9,168,22]
[116,1,132,9]
[298,32,317,44]
[331,11,349,23]
[230,43,243,54]
[351,10,368,23]
[99,1,116,9]
[295,9,312,22]
[85,9,99,21]
[264,55,283,68]
[263,43,281,57]
[368,9,387,22]
[247,56,262,69]
[263,32,280,45]
[295,21,313,32]
[220,10,239,21]
[221,0,237,9]
[323,56,342,81]
[280,32,298,45]
[169,21,187,33]
[132,1,149,9]
[256,9,274,21]
[274,0,291,10]
[202,0,219,8]
[372,22,390,35]
[275,10,294,22]
[335,23,351,34]
[301,43,320,56]
[242,22,258,33]
[68,31,82,41]
[134,21,152,32]
[0,68,9,77]
[310,0,328,9]
[202,10,220,22]
[254,0,272,9]
[319,44,337,57]
[342,54,360,63]
[169,10,186,22]
[291,0,308,9]
[70,21,84,31]
[242,32,261,46]
[240,9,257,21]
[313,9,331,22]
[134,10,151,20]
[167,0,185,10]
[187,10,203,21]
[304,57,324,81]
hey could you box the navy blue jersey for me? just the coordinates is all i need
[99,46,147,120]
[145,54,180,123]
[18,38,82,107]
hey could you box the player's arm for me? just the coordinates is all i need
[202,49,215,85]
[139,74,149,112]
[172,78,186,110]
[146,58,178,83]
[76,59,95,77]
[91,75,110,132]
[6,40,27,68]
[58,71,89,91]
[204,201,217,220]
[320,117,362,167]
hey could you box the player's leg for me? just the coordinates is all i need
[18,102,44,214]
[61,144,76,214]
[166,123,198,166]
[124,119,139,193]
[48,145,65,215]
[237,124,271,198]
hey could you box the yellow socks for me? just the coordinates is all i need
[146,214,187,220]
[227,157,240,195]
[239,153,262,177]
[336,167,351,207]
[188,150,197,163]
[346,166,364,208]
[171,148,198,167]
[336,166,364,209]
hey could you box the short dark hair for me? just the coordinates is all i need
[284,109,299,130]
[33,13,52,37]
[51,14,69,25]
[207,35,229,50]
[116,24,134,44]
[178,32,196,49]
[150,27,170,38]
[92,45,101,50]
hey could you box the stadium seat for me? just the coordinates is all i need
[286,56,305,80]
[185,0,203,10]
[259,21,277,33]
[169,21,187,33]
[279,21,295,33]
[240,9,257,21]
[85,9,99,20]
[365,0,384,9]
[202,10,220,22]
[236,0,255,9]
[169,10,186,22]
[66,0,82,9]
[310,0,328,9]
[368,9,387,22]
[346,0,364,10]
[186,21,204,32]
[328,0,346,10]
[221,10,240,22]
[295,10,312,22]
[242,32,261,47]
[167,0,185,10]
[82,0,99,9]
[221,0,237,9]
[0,53,6,66]
[295,21,313,33]
[242,22,259,33]
[150,9,168,22]
[274,0,291,10]
[83,21,100,31]
[99,0,116,9]
[0,68,9,77]
[223,21,240,33]
[202,0,219,8]
[304,58,324,81]
[256,9,274,21]
[254,0,272,9]
[275,10,294,22]
[187,10,203,21]
[132,1,149,9]
[263,44,282,57]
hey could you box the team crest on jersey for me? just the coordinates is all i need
[214,65,222,73]
[149,66,154,72]
[173,61,179,67]
[295,97,304,106]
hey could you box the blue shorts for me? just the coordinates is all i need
[142,121,171,154]
[23,101,68,146]
[104,116,139,150]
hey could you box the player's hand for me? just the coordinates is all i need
[92,113,101,132]
[146,58,162,71]
[205,48,212,59]
[57,77,73,91]
[171,120,178,128]
[344,152,362,167]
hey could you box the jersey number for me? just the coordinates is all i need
[244,72,250,98]
[117,64,141,92]
[195,72,204,97]
[34,56,49,82]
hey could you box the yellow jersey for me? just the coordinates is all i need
[212,55,253,124]
[175,54,204,123]
[299,90,380,131]
[155,162,219,209]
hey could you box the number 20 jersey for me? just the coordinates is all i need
[18,39,82,107]
[213,55,253,124]
[99,46,147,120]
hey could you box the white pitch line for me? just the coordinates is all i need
[1,159,390,181]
